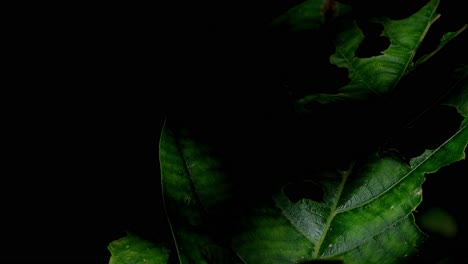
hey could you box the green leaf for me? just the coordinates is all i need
[233,111,467,263]
[159,119,235,263]
[297,0,441,106]
[108,232,170,264]
[271,0,351,31]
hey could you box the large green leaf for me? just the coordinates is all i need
[153,85,467,264]
[159,119,236,263]
[108,232,170,264]
[156,79,467,264]
[233,110,468,263]
[297,0,442,106]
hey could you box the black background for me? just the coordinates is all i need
[3,1,467,263]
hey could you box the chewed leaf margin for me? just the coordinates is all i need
[296,0,444,108]
[233,97,468,263]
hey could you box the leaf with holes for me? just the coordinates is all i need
[108,232,170,264]
[232,102,468,263]
[159,119,237,263]
[296,0,451,107]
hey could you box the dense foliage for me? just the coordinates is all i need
[108,0,467,263]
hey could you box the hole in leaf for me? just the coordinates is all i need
[284,181,324,203]
[355,21,390,58]
[274,29,350,102]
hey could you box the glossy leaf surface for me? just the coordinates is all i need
[233,93,468,263]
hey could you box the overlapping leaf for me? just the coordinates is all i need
[233,85,468,263]
[106,1,467,263]
[296,0,466,106]
[108,80,467,264]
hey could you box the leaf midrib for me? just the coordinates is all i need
[338,121,467,214]
[311,121,466,259]
[312,162,355,258]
